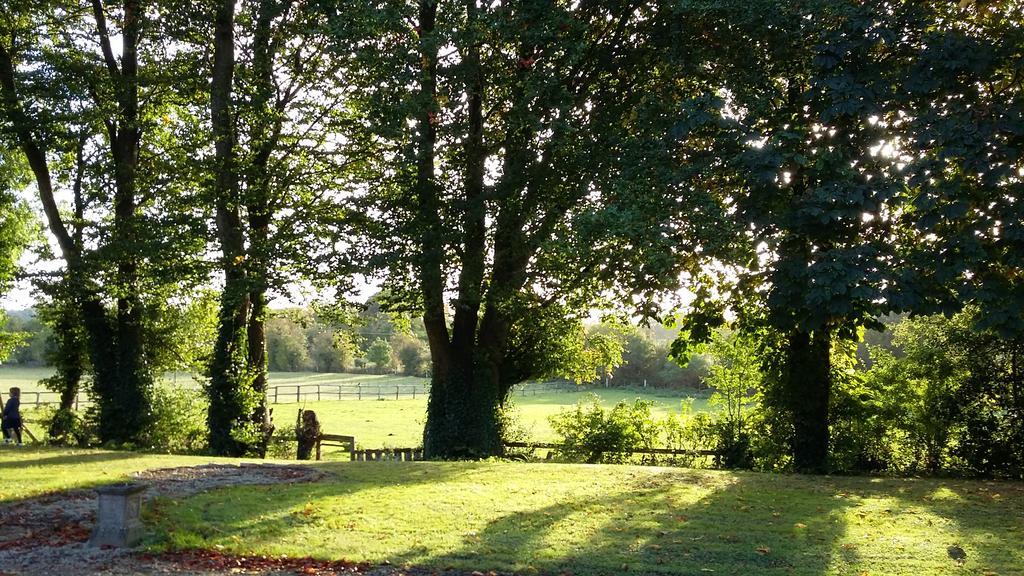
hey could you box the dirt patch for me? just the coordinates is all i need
[0,464,324,575]
[0,464,510,575]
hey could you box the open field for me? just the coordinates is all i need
[3,366,710,448]
[0,366,428,395]
[286,389,710,450]
[2,448,1011,576]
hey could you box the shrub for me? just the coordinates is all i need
[267,420,299,460]
[139,385,208,454]
[549,395,658,464]
[37,405,96,447]
[660,399,717,467]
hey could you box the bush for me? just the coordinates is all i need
[549,395,659,464]
[139,385,208,454]
[267,420,299,460]
[660,399,717,467]
[37,406,96,447]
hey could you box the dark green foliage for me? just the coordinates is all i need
[854,312,1024,478]
[665,0,1024,473]
[144,385,208,454]
[549,396,660,464]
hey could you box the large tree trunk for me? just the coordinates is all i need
[786,329,832,473]
[421,0,508,458]
[242,0,292,456]
[207,0,255,456]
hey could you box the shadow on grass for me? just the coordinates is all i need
[0,448,139,470]
[146,461,474,546]
[432,471,857,576]
[887,477,1024,574]
[148,464,860,576]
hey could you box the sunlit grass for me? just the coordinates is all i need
[150,461,1024,576]
[278,389,712,451]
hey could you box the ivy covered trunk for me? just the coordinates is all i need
[247,286,272,456]
[207,0,255,457]
[785,330,832,473]
[207,274,252,456]
[423,349,504,458]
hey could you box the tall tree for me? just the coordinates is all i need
[668,0,934,472]
[0,0,207,443]
[323,0,719,458]
[206,0,359,455]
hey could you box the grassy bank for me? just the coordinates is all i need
[150,461,1023,576]
[3,448,1021,575]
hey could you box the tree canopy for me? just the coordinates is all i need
[0,0,1019,470]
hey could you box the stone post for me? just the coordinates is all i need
[89,483,148,548]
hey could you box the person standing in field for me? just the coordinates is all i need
[2,387,22,445]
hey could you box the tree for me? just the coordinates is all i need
[895,3,1024,338]
[0,153,32,361]
[205,0,358,456]
[669,0,938,472]
[323,0,718,458]
[394,334,427,377]
[266,315,311,372]
[0,1,207,443]
[366,338,393,374]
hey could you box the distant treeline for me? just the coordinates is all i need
[3,302,711,390]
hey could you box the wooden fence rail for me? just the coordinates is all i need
[1,391,88,410]
[503,441,722,459]
[270,383,429,403]
[9,379,584,410]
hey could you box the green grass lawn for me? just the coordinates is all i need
[148,460,1024,576]
[0,446,283,502]
[2,448,1021,575]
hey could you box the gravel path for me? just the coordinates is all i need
[0,464,328,575]
[0,464,510,576]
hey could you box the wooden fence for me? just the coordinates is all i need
[270,379,576,404]
[270,382,428,403]
[503,441,722,461]
[0,390,88,410]
[9,378,585,409]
